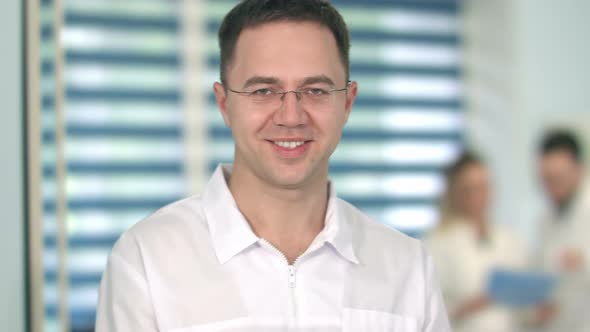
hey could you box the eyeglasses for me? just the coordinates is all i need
[225,81,351,109]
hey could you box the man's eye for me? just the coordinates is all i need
[251,88,274,96]
[305,88,328,96]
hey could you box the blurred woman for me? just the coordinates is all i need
[424,152,527,332]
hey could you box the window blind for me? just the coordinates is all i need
[41,1,187,330]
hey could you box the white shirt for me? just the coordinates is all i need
[424,221,527,332]
[537,178,590,332]
[96,165,450,332]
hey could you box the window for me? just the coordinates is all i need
[40,1,188,330]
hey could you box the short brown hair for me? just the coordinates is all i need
[217,0,351,85]
[540,129,583,162]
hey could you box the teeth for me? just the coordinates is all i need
[274,141,305,149]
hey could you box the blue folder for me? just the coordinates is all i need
[486,268,558,307]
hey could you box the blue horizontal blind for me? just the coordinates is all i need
[40,0,186,330]
[331,0,464,235]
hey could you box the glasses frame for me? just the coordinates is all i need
[225,80,352,107]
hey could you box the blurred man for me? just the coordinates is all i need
[535,130,590,332]
[95,1,450,331]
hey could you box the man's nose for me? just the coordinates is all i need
[273,91,308,127]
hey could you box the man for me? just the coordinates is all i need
[96,1,450,331]
[535,130,590,331]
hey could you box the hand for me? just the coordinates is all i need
[530,302,558,327]
[559,249,585,272]
[451,294,490,322]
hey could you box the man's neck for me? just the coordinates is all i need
[556,191,577,218]
[228,165,329,264]
[556,173,585,218]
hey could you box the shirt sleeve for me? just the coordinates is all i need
[581,231,590,279]
[422,234,461,313]
[422,247,452,332]
[95,246,158,331]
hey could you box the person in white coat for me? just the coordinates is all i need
[533,130,590,332]
[425,152,527,332]
[95,1,451,331]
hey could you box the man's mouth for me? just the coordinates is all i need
[272,140,306,149]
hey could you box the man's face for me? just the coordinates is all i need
[214,21,357,189]
[539,149,582,206]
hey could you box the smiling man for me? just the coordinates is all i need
[534,130,590,331]
[96,1,450,331]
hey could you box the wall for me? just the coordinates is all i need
[0,0,26,331]
[519,0,590,154]
[463,0,590,247]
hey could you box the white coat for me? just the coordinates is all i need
[96,165,451,332]
[536,179,590,332]
[424,220,527,332]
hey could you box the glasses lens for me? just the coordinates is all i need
[249,92,281,108]
[244,87,346,109]
[301,90,331,106]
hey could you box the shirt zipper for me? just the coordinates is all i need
[259,239,303,326]
[288,265,296,288]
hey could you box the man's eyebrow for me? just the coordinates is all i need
[241,75,337,89]
[243,76,281,89]
[300,75,336,87]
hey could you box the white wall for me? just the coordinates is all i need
[519,0,590,159]
[0,0,26,330]
[463,0,590,247]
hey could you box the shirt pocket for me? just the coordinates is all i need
[342,308,419,332]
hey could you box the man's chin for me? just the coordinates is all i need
[267,172,310,190]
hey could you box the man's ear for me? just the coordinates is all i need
[213,82,231,127]
[343,81,358,124]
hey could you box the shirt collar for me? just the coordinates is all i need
[202,164,359,265]
[319,186,360,264]
[202,165,259,264]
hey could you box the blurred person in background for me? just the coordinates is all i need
[425,151,527,332]
[95,1,450,331]
[533,130,590,332]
